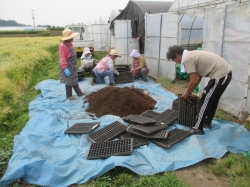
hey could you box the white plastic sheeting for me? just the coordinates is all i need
[201,2,250,116]
[145,13,180,80]
[113,20,138,65]
[108,10,121,50]
[92,24,109,51]
[169,0,241,12]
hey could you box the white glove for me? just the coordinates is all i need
[116,72,119,75]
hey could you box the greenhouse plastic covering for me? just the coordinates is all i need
[1,78,250,186]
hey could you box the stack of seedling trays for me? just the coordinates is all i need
[78,69,85,81]
[122,109,192,148]
[177,94,198,127]
[64,122,100,134]
[123,114,169,141]
[114,71,134,84]
[152,128,192,148]
[114,64,131,72]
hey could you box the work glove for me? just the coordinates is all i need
[116,72,119,76]
[64,68,71,76]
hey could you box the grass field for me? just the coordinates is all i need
[0,37,249,187]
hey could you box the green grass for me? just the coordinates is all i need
[80,167,190,187]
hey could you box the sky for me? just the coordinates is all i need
[0,0,174,27]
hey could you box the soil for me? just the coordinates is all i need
[86,86,156,117]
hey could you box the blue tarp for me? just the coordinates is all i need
[1,78,250,187]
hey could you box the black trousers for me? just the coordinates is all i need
[65,84,83,98]
[195,71,232,130]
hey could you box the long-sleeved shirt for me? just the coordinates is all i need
[59,42,73,69]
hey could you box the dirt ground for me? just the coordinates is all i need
[161,79,229,187]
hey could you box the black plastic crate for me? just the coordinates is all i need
[153,109,178,126]
[78,69,85,81]
[177,94,198,127]
[88,121,127,143]
[152,128,192,148]
[140,110,159,119]
[114,64,131,72]
[172,98,178,111]
[114,71,134,84]
[120,132,148,147]
[126,125,168,140]
[123,115,156,126]
[64,122,100,134]
[129,122,168,135]
[87,138,133,159]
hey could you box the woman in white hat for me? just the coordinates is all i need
[79,47,97,73]
[129,49,149,81]
[58,28,84,100]
[91,49,120,86]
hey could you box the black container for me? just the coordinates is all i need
[88,121,127,143]
[87,138,133,159]
[64,122,100,134]
[177,94,198,127]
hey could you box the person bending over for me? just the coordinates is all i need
[167,45,232,135]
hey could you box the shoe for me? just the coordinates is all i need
[91,77,95,86]
[78,92,85,97]
[190,128,204,135]
[109,83,117,86]
[203,119,212,129]
[67,96,75,100]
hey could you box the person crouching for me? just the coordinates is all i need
[91,49,120,86]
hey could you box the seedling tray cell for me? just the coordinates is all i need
[153,109,178,126]
[126,125,168,140]
[140,110,159,119]
[87,138,133,159]
[177,94,198,127]
[152,128,192,148]
[129,122,168,135]
[64,122,100,134]
[123,115,156,125]
[120,132,148,147]
[88,121,127,143]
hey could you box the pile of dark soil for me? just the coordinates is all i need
[86,86,156,117]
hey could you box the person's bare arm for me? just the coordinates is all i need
[182,73,202,99]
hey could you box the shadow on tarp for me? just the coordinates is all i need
[1,78,250,187]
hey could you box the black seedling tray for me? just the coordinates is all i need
[140,110,159,119]
[152,128,192,148]
[120,132,148,147]
[126,125,168,140]
[88,121,127,143]
[129,122,168,135]
[87,138,133,159]
[123,115,156,126]
[153,109,178,126]
[64,122,100,134]
[177,94,198,127]
[114,64,131,72]
[114,71,134,84]
[172,98,178,111]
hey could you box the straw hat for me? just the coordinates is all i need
[109,49,121,57]
[61,29,79,41]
